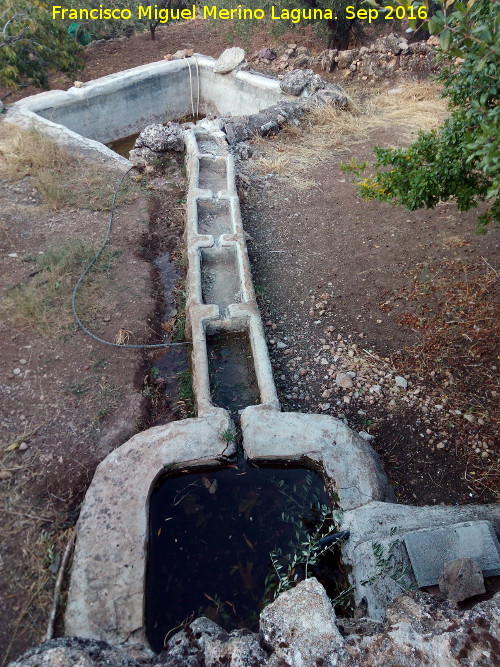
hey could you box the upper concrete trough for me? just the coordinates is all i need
[5,55,293,167]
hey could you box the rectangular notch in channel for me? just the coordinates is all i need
[198,157,227,192]
[197,200,232,237]
[207,330,260,413]
[201,246,241,311]
[196,134,225,156]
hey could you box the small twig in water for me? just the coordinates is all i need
[45,530,76,641]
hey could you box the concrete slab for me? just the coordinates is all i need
[241,405,393,511]
[404,520,500,587]
[341,502,500,621]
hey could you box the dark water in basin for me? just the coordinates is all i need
[107,132,139,157]
[146,462,348,653]
[207,332,260,416]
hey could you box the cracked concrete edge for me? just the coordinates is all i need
[341,501,500,550]
[340,501,500,621]
[64,408,235,645]
[240,405,393,512]
[183,125,280,415]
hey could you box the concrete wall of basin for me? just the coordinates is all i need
[5,55,293,168]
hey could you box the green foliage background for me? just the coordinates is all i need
[218,0,363,49]
[349,0,499,229]
[0,0,81,88]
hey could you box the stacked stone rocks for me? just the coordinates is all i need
[252,33,438,80]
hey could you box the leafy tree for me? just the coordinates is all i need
[54,1,141,41]
[53,1,189,42]
[346,0,499,230]
[220,0,362,50]
[0,0,81,88]
[301,0,362,49]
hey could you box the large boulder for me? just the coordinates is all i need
[280,69,315,96]
[8,589,500,667]
[371,33,409,55]
[351,591,500,666]
[135,123,184,152]
[213,47,246,74]
[309,83,349,110]
[336,49,359,70]
[6,637,155,667]
[223,101,307,145]
[160,617,222,666]
[260,578,345,666]
[204,629,268,666]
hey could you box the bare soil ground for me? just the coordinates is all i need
[0,17,498,664]
[0,123,187,662]
[241,109,498,507]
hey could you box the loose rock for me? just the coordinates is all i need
[439,558,486,603]
[135,123,185,153]
[336,372,354,389]
[280,69,315,96]
[395,375,408,389]
[213,47,246,74]
[260,577,344,667]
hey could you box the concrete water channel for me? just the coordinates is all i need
[7,52,500,651]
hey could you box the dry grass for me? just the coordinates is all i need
[253,81,447,188]
[369,81,448,135]
[0,127,137,211]
[0,478,71,667]
[1,240,118,336]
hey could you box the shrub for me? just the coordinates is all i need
[346,0,499,230]
[0,0,81,88]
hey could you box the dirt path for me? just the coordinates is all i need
[241,120,498,507]
[0,122,189,661]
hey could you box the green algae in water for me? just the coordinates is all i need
[146,463,348,653]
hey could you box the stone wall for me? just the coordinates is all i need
[252,33,438,81]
